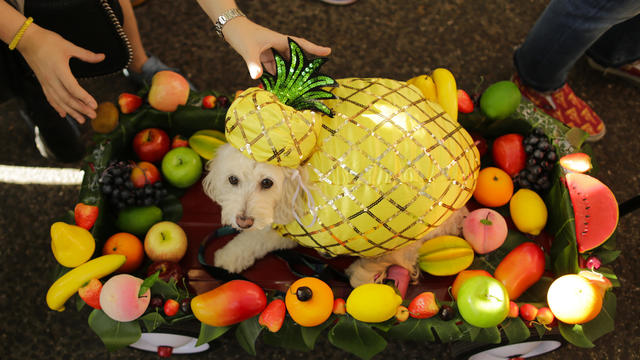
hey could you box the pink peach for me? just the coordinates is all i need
[148,71,190,112]
[462,208,508,254]
[100,274,150,322]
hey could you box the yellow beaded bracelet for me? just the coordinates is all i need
[8,17,34,50]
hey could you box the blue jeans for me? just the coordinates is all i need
[514,0,640,92]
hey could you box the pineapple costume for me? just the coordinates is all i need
[226,40,480,257]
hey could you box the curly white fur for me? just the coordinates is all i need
[203,144,467,288]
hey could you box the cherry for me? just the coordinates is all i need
[296,286,313,301]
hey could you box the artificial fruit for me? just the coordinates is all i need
[191,280,267,327]
[133,128,170,163]
[144,221,188,263]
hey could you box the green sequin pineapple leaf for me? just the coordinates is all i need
[260,38,337,116]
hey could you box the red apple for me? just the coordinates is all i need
[118,93,143,114]
[164,299,180,316]
[332,298,346,315]
[202,95,216,109]
[130,161,161,188]
[147,261,184,284]
[148,71,190,112]
[492,133,526,176]
[74,203,99,230]
[408,292,439,319]
[133,128,170,162]
[78,278,102,310]
[171,135,189,149]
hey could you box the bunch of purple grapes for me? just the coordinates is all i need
[513,128,558,193]
[99,160,167,210]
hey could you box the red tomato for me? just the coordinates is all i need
[492,133,526,176]
[493,242,545,300]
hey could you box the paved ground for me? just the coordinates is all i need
[1,0,638,359]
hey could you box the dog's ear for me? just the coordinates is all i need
[273,167,308,224]
[201,161,219,203]
[201,144,233,203]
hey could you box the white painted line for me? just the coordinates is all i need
[0,165,84,185]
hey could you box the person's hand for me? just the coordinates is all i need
[16,24,105,123]
[222,17,331,79]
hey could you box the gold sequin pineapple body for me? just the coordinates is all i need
[226,77,480,257]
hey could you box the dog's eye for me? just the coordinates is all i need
[228,175,239,185]
[261,178,273,189]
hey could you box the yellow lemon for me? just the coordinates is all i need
[509,189,548,235]
[346,284,402,323]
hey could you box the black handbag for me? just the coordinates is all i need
[23,0,132,78]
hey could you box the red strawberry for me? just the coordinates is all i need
[408,292,439,319]
[74,203,99,230]
[332,298,346,315]
[118,93,143,114]
[202,95,216,109]
[157,346,173,358]
[258,299,286,332]
[78,278,102,310]
[164,299,180,316]
[457,89,474,113]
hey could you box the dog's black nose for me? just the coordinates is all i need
[236,215,254,229]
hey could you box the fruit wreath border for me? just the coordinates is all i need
[53,91,620,359]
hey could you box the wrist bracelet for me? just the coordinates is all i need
[9,17,34,50]
[215,8,245,40]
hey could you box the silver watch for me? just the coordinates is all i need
[215,8,246,39]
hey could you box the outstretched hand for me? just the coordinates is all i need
[17,24,105,123]
[222,17,331,79]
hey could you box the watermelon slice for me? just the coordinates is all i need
[566,173,618,253]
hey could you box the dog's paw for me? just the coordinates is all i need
[214,245,257,274]
[345,258,388,288]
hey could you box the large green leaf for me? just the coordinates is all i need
[386,317,435,342]
[546,167,580,276]
[151,278,180,299]
[88,309,141,351]
[301,316,335,349]
[262,318,311,352]
[473,326,502,344]
[558,322,595,348]
[140,311,166,332]
[500,317,531,344]
[195,323,231,347]
[235,315,263,356]
[328,316,387,360]
[158,194,183,223]
[581,292,616,342]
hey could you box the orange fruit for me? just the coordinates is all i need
[473,167,514,207]
[547,274,603,324]
[285,277,334,327]
[102,233,144,273]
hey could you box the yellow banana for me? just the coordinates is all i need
[192,129,226,142]
[189,130,227,160]
[432,68,458,122]
[407,74,437,101]
[46,254,126,312]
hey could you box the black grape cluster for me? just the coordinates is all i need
[99,160,167,210]
[513,128,558,193]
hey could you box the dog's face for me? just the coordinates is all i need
[202,144,299,231]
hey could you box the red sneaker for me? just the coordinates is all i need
[512,74,605,142]
[588,57,640,86]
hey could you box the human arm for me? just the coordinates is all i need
[0,1,105,123]
[196,0,331,79]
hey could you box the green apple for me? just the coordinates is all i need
[161,147,203,188]
[456,275,510,328]
[144,221,188,262]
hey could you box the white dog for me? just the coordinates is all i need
[203,143,468,288]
